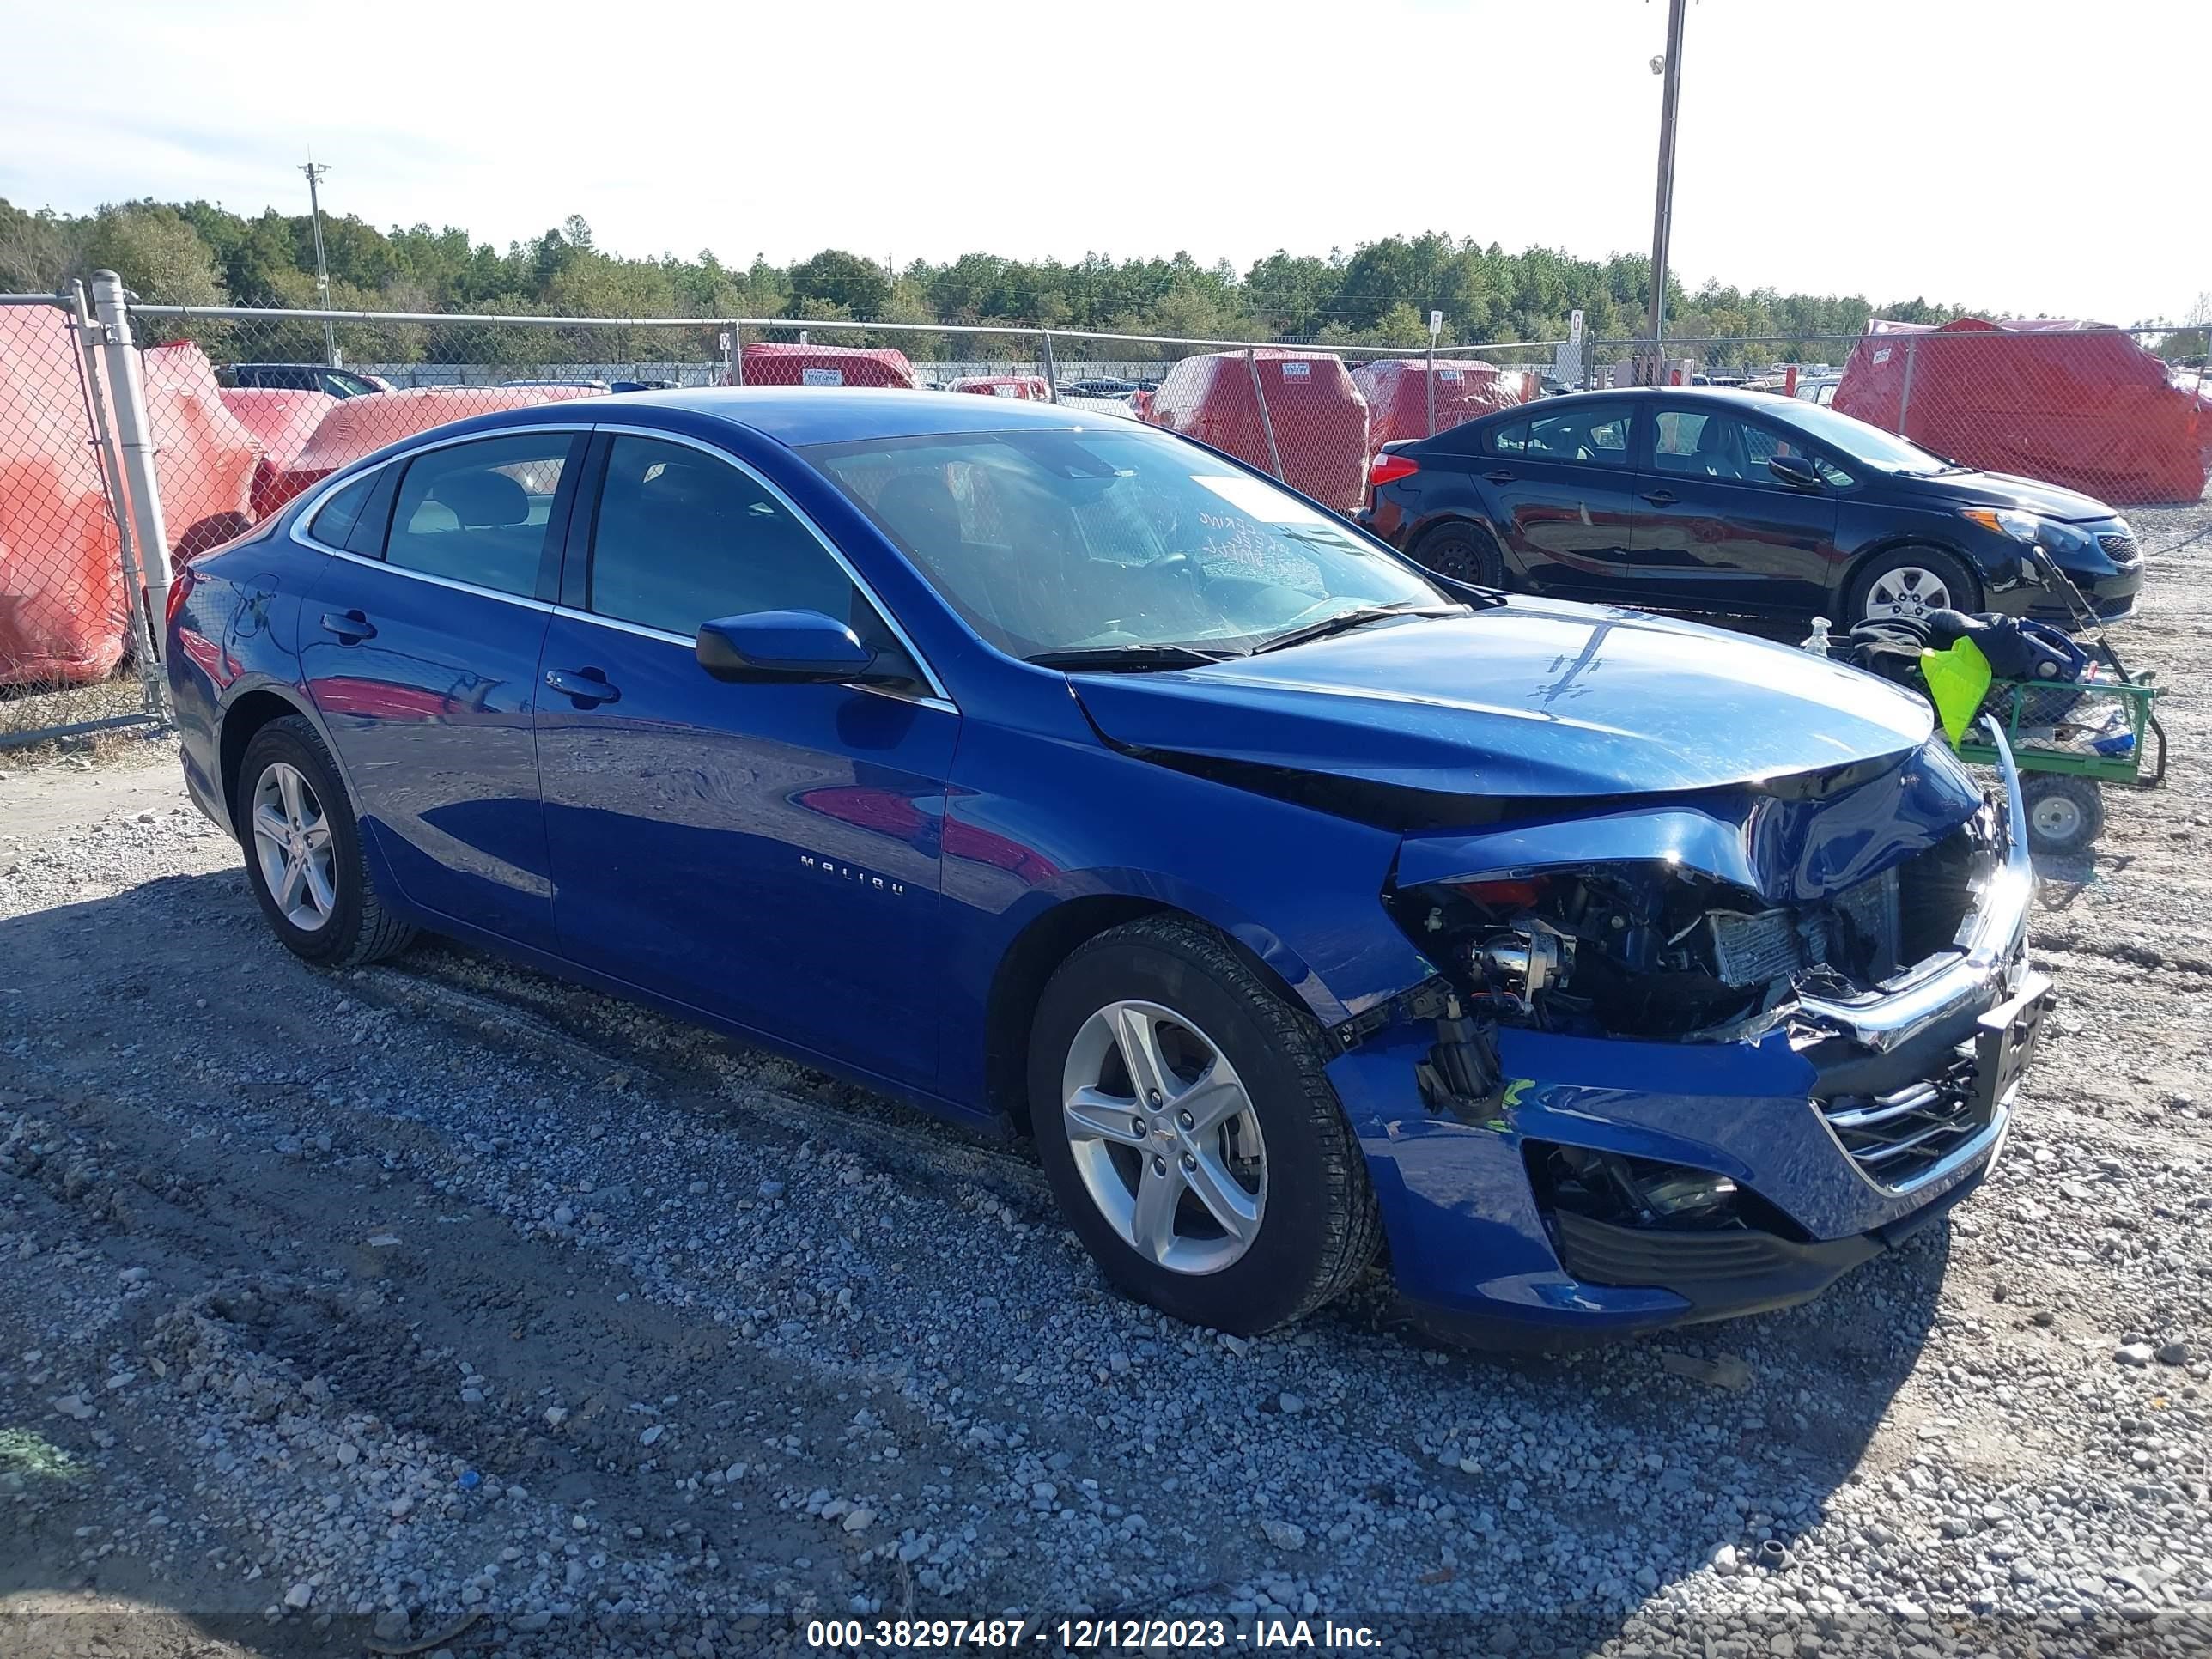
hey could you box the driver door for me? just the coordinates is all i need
[1628,405,1842,616]
[535,431,959,1089]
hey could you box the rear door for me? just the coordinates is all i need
[535,429,958,1089]
[295,428,582,951]
[1628,404,1845,616]
[1456,399,1641,593]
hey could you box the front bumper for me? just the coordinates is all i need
[1332,723,2039,1345]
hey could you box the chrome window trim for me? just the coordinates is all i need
[546,604,956,715]
[317,543,556,611]
[586,422,954,708]
[285,420,590,580]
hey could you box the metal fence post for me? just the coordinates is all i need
[66,282,166,717]
[1425,343,1438,436]
[724,322,744,386]
[1244,349,1285,481]
[1039,330,1059,402]
[1896,337,1918,440]
[88,270,172,640]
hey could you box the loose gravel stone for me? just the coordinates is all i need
[0,495,2208,1657]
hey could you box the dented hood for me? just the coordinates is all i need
[1071,600,1936,802]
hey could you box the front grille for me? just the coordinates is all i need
[1818,1048,1990,1192]
[2098,532,2142,567]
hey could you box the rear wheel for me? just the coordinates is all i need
[1413,520,1505,589]
[1028,915,1382,1334]
[1845,546,1978,627]
[2021,773,2104,857]
[234,716,416,967]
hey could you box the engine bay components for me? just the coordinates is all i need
[1394,810,1996,1043]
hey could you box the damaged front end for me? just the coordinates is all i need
[1389,734,2003,1053]
[1326,720,2046,1342]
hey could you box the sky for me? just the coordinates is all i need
[4,0,2208,327]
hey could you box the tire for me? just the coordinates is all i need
[1027,914,1382,1334]
[1413,520,1505,589]
[1844,545,1979,628]
[2021,773,2104,857]
[233,715,416,968]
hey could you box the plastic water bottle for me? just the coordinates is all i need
[1800,616,1832,657]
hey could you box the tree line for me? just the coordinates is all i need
[2,197,1993,367]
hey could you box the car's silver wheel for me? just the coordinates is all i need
[1863,563,1953,622]
[249,760,337,933]
[1060,999,1267,1275]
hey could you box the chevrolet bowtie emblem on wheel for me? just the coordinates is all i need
[798,853,904,896]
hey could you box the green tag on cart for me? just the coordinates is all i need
[1920,638,1994,748]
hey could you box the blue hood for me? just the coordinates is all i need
[1070,599,1936,805]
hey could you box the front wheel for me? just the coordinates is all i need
[1844,546,1978,628]
[1028,915,1382,1334]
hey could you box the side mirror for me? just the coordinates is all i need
[1767,453,1822,490]
[696,610,891,684]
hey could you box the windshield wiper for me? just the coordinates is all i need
[1026,643,1249,672]
[1250,603,1464,656]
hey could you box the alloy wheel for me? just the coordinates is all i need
[250,761,337,933]
[1863,564,1953,623]
[1059,999,1267,1274]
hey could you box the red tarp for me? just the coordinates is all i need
[264,385,600,518]
[726,343,916,389]
[951,374,1052,401]
[1351,359,1524,451]
[143,343,260,559]
[220,386,338,520]
[1834,318,2212,507]
[0,307,126,686]
[1145,350,1370,513]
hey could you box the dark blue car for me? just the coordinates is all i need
[166,390,2050,1342]
[1361,387,2144,630]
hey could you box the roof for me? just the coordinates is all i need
[592,386,1103,446]
[1445,385,1803,423]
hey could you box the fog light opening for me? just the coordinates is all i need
[1533,1145,1748,1232]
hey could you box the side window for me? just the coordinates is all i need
[1523,403,1633,466]
[587,436,862,639]
[386,432,574,598]
[1739,422,1856,489]
[1488,420,1528,455]
[307,471,376,547]
[1651,408,1763,482]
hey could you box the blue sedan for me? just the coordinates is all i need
[166,390,2049,1341]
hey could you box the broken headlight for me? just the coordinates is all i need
[1398,862,1907,1041]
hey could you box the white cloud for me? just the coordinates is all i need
[3,0,2205,325]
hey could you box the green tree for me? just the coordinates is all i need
[78,204,227,305]
[787,249,892,320]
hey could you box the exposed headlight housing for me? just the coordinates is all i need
[1960,506,2042,544]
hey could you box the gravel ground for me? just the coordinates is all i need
[2,501,2209,1658]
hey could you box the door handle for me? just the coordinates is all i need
[544,666,621,708]
[319,609,375,642]
[1484,470,1514,484]
[1640,489,1677,506]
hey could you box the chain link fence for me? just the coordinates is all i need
[1578,325,2212,507]
[0,284,167,748]
[9,298,2195,750]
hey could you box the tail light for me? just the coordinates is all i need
[1370,451,1420,488]
[163,564,198,631]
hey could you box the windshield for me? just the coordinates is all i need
[1778,400,1956,475]
[804,425,1450,661]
